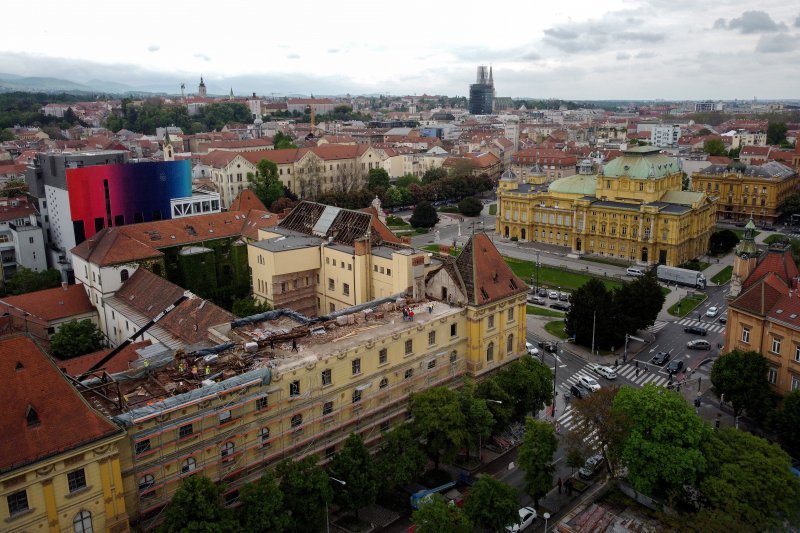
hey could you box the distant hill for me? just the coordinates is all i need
[0,74,162,96]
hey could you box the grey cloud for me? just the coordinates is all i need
[756,33,800,53]
[193,53,210,62]
[635,51,657,59]
[795,15,800,28]
[449,45,541,63]
[542,15,666,53]
[727,11,785,34]
[521,51,541,61]
[617,52,631,60]
[148,45,160,52]
[713,18,727,29]
[287,53,301,59]
[543,28,579,40]
[617,32,666,42]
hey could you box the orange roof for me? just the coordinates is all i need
[454,233,528,305]
[229,189,267,212]
[743,249,799,290]
[198,150,240,167]
[0,284,94,322]
[71,228,164,267]
[58,340,152,377]
[0,335,120,473]
[361,206,401,244]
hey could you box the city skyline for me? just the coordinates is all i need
[1,0,799,99]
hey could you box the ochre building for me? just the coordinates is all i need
[496,146,718,266]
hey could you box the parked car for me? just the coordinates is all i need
[687,339,711,350]
[570,383,592,399]
[527,295,546,305]
[505,506,537,533]
[578,454,605,479]
[548,290,559,299]
[550,302,571,311]
[684,325,708,336]
[705,306,719,317]
[651,351,670,365]
[525,342,540,357]
[719,312,727,324]
[666,359,685,374]
[559,291,571,301]
[589,364,618,379]
[538,341,558,354]
[538,288,548,297]
[625,267,645,277]
[577,374,602,392]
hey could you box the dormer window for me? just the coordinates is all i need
[26,405,40,427]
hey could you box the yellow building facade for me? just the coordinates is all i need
[496,147,718,266]
[98,232,526,528]
[691,162,798,225]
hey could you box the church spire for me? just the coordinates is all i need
[488,65,494,86]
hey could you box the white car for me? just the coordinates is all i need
[705,306,719,317]
[589,364,617,380]
[548,290,559,299]
[577,374,602,392]
[525,341,539,357]
[505,506,537,532]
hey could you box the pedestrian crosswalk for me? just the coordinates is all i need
[676,317,725,334]
[562,364,669,393]
[647,320,668,334]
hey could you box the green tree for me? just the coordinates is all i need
[457,196,483,217]
[50,319,106,360]
[463,476,519,532]
[449,159,476,178]
[0,178,28,197]
[710,350,772,420]
[410,201,439,229]
[565,278,617,350]
[158,476,237,533]
[779,192,800,219]
[728,146,741,159]
[396,174,421,188]
[374,422,428,494]
[517,418,558,507]
[277,455,332,533]
[703,139,727,156]
[613,272,665,337]
[459,379,495,460]
[329,433,379,519]
[412,497,472,533]
[4,267,61,295]
[773,390,800,456]
[612,384,711,499]
[410,386,467,469]
[238,470,289,532]
[247,159,285,208]
[231,296,272,317]
[698,428,800,530]
[273,131,297,149]
[494,357,553,421]
[697,128,712,136]
[474,377,514,435]
[367,168,390,191]
[681,172,690,191]
[422,167,448,184]
[0,128,13,141]
[767,122,788,145]
[709,229,740,255]
[565,447,585,475]
[567,385,628,477]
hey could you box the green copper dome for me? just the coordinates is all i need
[548,174,597,195]
[602,146,679,179]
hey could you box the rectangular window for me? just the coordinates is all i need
[428,331,436,346]
[256,396,268,410]
[427,359,436,369]
[179,423,193,439]
[343,283,350,296]
[67,468,87,493]
[796,345,800,363]
[135,439,151,456]
[404,368,414,379]
[405,339,413,355]
[219,410,232,424]
[352,389,362,403]
[386,268,391,276]
[323,401,333,415]
[793,376,800,391]
[322,368,332,386]
[352,358,361,375]
[6,490,28,516]
[450,323,457,337]
[768,367,777,384]
[290,381,300,397]
[772,337,782,354]
[741,327,750,344]
[508,308,514,321]
[488,315,495,329]
[328,278,335,290]
[379,348,388,365]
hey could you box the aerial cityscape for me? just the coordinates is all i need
[1,1,800,532]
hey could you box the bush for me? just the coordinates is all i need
[709,229,739,255]
[410,201,439,229]
[458,197,483,217]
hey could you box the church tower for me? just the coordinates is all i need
[198,76,207,97]
[163,130,175,162]
[728,217,759,299]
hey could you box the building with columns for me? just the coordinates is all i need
[495,146,718,266]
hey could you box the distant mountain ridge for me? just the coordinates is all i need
[0,73,163,95]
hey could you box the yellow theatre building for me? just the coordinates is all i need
[496,146,718,266]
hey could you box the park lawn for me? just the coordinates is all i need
[579,255,631,268]
[437,206,460,213]
[668,293,708,317]
[393,228,429,237]
[386,215,409,228]
[488,204,497,215]
[504,257,622,292]
[527,305,565,318]
[695,262,712,271]
[422,244,460,256]
[711,266,733,284]
[545,320,569,339]
[764,234,794,245]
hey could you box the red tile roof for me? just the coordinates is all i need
[743,249,799,290]
[58,340,152,377]
[0,334,120,473]
[361,206,402,244]
[454,233,528,305]
[229,189,267,212]
[71,228,164,267]
[0,284,94,322]
[731,272,787,316]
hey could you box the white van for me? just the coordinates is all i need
[626,267,644,277]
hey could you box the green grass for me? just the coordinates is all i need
[730,228,761,239]
[488,204,497,216]
[422,244,460,256]
[710,265,733,284]
[668,293,708,317]
[526,305,565,318]
[437,206,460,213]
[545,320,569,339]
[764,234,793,245]
[504,257,622,292]
[394,228,429,237]
[578,255,631,268]
[386,215,409,227]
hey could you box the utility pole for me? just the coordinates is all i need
[591,310,596,357]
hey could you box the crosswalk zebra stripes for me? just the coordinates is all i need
[676,317,725,334]
[647,320,668,334]
[562,364,669,393]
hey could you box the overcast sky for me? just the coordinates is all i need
[2,0,799,99]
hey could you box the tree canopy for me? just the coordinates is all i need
[567,385,628,477]
[247,159,285,209]
[273,131,297,149]
[374,423,428,493]
[50,319,106,360]
[703,139,727,156]
[412,496,472,533]
[231,296,272,318]
[237,470,289,533]
[463,476,519,532]
[367,168,390,191]
[767,122,788,145]
[709,229,740,255]
[772,390,800,456]
[276,455,332,532]
[517,418,559,507]
[329,433,380,519]
[158,476,237,533]
[410,386,467,469]
[494,357,553,421]
[458,379,495,460]
[612,384,711,499]
[3,267,62,296]
[458,196,483,217]
[710,350,772,420]
[410,201,439,229]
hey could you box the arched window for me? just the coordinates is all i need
[181,457,196,474]
[291,414,303,428]
[507,334,514,353]
[486,342,494,362]
[138,474,155,495]
[73,510,93,533]
[379,377,388,389]
[120,269,129,282]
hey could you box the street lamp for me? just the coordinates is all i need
[326,476,346,533]
[543,512,551,532]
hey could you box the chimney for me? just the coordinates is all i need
[61,282,68,291]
